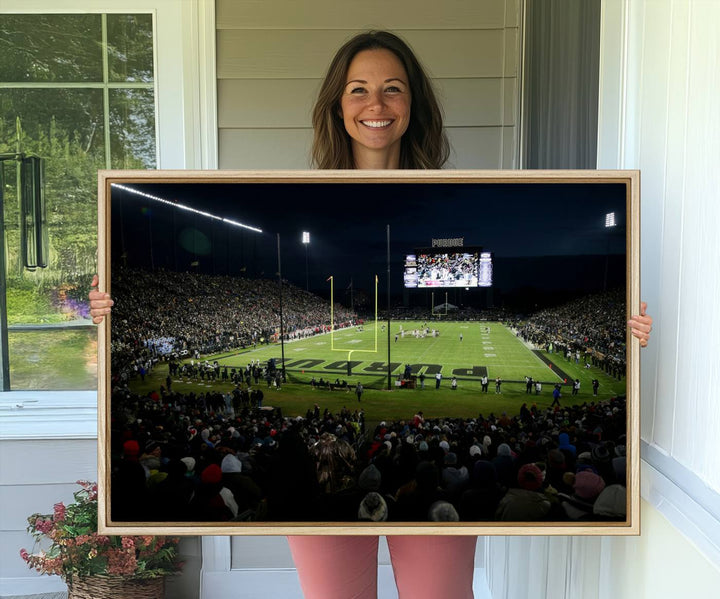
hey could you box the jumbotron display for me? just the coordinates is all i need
[403,247,493,288]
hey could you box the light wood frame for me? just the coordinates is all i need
[97,169,640,536]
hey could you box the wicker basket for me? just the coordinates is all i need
[67,575,165,599]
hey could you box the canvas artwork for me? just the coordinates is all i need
[97,170,640,535]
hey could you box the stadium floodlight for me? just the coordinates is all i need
[111,184,263,233]
[605,212,616,228]
[302,231,310,290]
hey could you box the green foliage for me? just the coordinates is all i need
[20,481,182,583]
[5,285,63,324]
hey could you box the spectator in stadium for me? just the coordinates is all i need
[89,28,654,599]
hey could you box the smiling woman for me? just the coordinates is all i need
[311,30,448,170]
[340,49,412,169]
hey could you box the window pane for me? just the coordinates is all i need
[0,14,103,82]
[1,13,157,391]
[107,14,154,83]
[8,329,97,390]
[110,88,157,168]
[2,89,104,390]
[0,89,106,160]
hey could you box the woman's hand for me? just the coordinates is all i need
[628,301,653,348]
[89,274,113,324]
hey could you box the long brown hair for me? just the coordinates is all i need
[310,433,357,494]
[311,31,449,170]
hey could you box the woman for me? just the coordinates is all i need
[90,30,653,599]
[310,31,447,170]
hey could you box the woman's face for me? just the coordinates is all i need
[340,48,411,167]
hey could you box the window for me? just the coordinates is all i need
[0,13,156,390]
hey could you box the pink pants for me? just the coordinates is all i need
[287,535,477,599]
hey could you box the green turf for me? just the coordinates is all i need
[127,321,625,421]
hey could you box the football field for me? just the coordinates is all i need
[135,320,626,421]
[248,320,564,390]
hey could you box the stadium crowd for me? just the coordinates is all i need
[111,386,628,524]
[516,289,627,379]
[107,269,628,523]
[110,267,356,385]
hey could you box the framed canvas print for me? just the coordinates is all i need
[97,169,640,536]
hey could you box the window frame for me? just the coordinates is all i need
[0,0,217,434]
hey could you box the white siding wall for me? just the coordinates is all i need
[216,0,521,170]
[0,435,97,596]
[609,0,720,495]
[485,0,720,597]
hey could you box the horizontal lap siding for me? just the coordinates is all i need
[0,439,97,579]
[216,0,521,170]
[218,30,511,79]
[219,128,313,169]
[216,0,516,30]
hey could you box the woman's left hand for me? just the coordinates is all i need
[89,274,113,324]
[628,301,653,348]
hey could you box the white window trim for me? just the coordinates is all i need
[641,444,720,567]
[0,391,97,440]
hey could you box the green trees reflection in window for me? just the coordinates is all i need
[0,13,156,390]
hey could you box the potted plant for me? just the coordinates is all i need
[20,480,182,599]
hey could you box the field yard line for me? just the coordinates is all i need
[415,336,442,361]
[497,324,564,382]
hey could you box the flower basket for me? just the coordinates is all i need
[67,574,165,599]
[20,481,182,595]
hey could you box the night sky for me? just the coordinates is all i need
[109,180,628,310]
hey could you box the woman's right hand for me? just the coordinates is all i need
[89,274,113,324]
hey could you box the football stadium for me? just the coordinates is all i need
[107,180,629,524]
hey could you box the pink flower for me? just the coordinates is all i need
[53,502,66,522]
[34,518,54,535]
[19,549,29,562]
[107,548,137,576]
[121,537,135,549]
